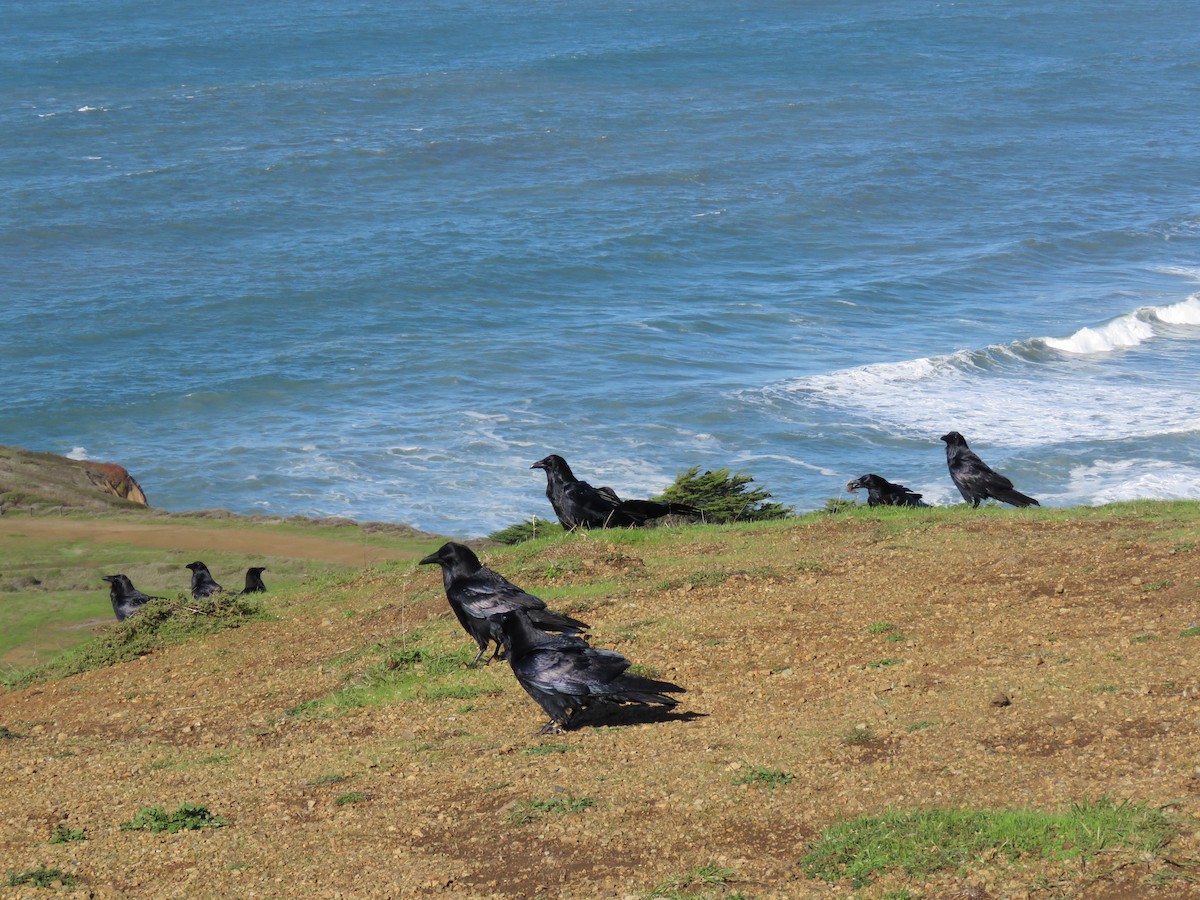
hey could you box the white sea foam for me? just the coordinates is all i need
[1063,459,1200,504]
[1153,294,1200,325]
[66,447,88,460]
[1043,314,1154,354]
[1043,294,1200,354]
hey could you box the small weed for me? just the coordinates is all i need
[842,726,876,745]
[334,791,368,806]
[734,765,795,789]
[121,802,228,833]
[867,622,895,635]
[886,632,907,643]
[867,658,904,669]
[0,725,24,739]
[907,721,935,733]
[646,863,740,898]
[1171,542,1196,554]
[1142,579,1171,592]
[1131,634,1158,644]
[522,742,573,756]
[309,773,351,786]
[1092,684,1120,694]
[49,823,87,843]
[5,866,79,888]
[509,795,597,825]
[1181,626,1200,639]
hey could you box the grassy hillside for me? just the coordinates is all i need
[2,501,1199,897]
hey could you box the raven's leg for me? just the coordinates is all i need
[467,644,488,668]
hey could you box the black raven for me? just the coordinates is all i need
[185,561,225,600]
[241,566,267,594]
[530,454,700,530]
[940,431,1039,508]
[495,609,685,734]
[846,473,927,507]
[418,542,589,667]
[101,574,165,622]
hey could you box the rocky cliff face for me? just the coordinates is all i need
[0,445,150,511]
[83,461,149,505]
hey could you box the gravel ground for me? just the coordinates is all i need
[2,513,1199,899]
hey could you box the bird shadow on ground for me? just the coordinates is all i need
[569,705,707,731]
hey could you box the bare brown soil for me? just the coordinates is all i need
[2,513,1200,899]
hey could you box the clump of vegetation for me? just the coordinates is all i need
[824,497,857,514]
[842,725,877,745]
[5,866,79,888]
[12,593,268,688]
[800,798,1174,888]
[489,518,565,544]
[49,823,87,843]
[334,791,368,806]
[1181,626,1200,639]
[121,802,228,834]
[646,863,742,899]
[508,794,597,825]
[734,765,795,789]
[654,467,792,523]
[0,726,24,739]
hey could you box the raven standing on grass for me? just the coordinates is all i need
[101,574,166,622]
[185,561,225,600]
[495,609,686,734]
[845,474,928,507]
[419,542,589,667]
[530,454,700,530]
[940,431,1039,508]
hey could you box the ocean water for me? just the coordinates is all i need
[2,0,1198,537]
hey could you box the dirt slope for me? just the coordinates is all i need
[2,513,1199,899]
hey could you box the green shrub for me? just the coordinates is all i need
[654,467,792,523]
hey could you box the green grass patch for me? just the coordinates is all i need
[734,765,795,789]
[120,802,228,834]
[800,797,1175,888]
[288,634,505,718]
[1181,626,1200,639]
[5,866,79,888]
[867,657,905,669]
[508,794,597,825]
[334,791,368,806]
[867,622,895,634]
[645,863,742,899]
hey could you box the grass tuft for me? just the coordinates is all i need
[508,794,597,825]
[733,765,795,789]
[800,797,1175,888]
[646,863,742,898]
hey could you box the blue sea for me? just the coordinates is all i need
[2,1,1198,537]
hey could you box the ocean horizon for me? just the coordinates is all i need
[3,0,1198,537]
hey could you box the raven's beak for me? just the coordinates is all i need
[418,552,440,566]
[530,460,545,470]
[845,480,861,493]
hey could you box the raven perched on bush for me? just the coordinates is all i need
[101,574,165,622]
